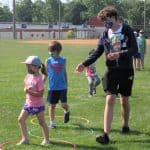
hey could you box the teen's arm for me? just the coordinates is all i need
[82,44,104,67]
[75,44,104,73]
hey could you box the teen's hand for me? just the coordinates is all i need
[75,63,85,73]
[107,52,120,60]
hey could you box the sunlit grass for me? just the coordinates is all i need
[0,40,150,150]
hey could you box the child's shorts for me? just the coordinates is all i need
[133,52,140,59]
[23,104,45,115]
[47,89,67,104]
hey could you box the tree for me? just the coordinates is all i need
[63,1,87,24]
[126,0,150,34]
[0,6,12,21]
[16,0,33,22]
[45,0,63,23]
[32,0,46,22]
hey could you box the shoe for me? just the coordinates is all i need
[64,111,70,123]
[41,140,51,146]
[121,126,130,134]
[16,140,29,145]
[96,133,109,144]
[50,123,56,129]
[93,88,96,94]
[88,94,93,98]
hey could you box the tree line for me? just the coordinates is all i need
[0,0,150,30]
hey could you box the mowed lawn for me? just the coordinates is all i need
[0,40,150,150]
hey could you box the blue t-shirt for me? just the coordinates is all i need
[47,56,67,90]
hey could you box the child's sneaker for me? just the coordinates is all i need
[50,123,56,129]
[88,94,93,98]
[96,133,109,144]
[16,140,29,145]
[64,111,70,123]
[93,88,96,94]
[121,126,130,134]
[41,140,51,146]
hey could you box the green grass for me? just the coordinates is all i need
[0,40,150,150]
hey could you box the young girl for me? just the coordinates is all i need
[17,56,50,145]
[45,41,70,129]
[85,49,101,97]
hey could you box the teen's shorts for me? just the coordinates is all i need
[47,89,67,104]
[102,68,134,96]
[23,104,45,115]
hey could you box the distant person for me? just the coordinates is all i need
[17,56,50,146]
[85,49,101,97]
[45,41,70,129]
[138,29,147,69]
[133,31,141,71]
[75,6,138,144]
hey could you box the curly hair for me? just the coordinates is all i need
[97,6,118,21]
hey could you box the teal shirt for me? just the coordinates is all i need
[137,36,146,53]
[47,56,67,90]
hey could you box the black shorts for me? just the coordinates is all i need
[133,52,141,59]
[102,68,134,96]
[47,89,67,104]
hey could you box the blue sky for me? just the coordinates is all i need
[1,0,68,9]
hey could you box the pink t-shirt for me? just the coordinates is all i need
[85,62,96,78]
[24,74,44,107]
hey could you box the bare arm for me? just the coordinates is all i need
[42,59,48,82]
[25,88,44,97]
[64,63,68,86]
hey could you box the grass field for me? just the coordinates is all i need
[0,40,150,150]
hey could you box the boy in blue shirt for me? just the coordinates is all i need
[45,41,70,128]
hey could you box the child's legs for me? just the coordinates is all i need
[61,103,69,112]
[47,90,59,122]
[133,57,136,69]
[136,58,141,70]
[59,90,69,112]
[36,112,49,141]
[17,110,29,141]
[87,76,94,94]
[49,104,56,121]
[94,75,101,87]
[140,53,145,68]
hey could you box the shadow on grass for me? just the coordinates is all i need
[31,141,118,150]
[56,123,103,132]
[75,144,118,150]
[28,141,74,149]
[111,129,150,137]
[137,67,150,72]
[112,139,150,145]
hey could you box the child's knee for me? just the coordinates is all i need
[61,103,68,108]
[50,104,56,110]
[18,116,25,124]
[38,120,45,126]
